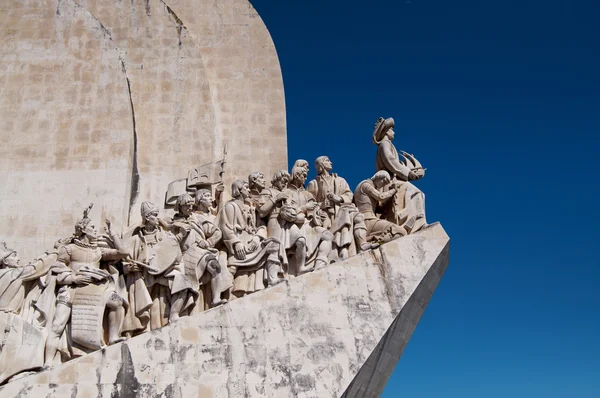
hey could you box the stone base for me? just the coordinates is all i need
[1,223,449,398]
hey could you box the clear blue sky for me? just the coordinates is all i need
[252,0,599,396]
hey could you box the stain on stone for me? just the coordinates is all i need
[145,336,167,351]
[162,383,177,398]
[112,344,141,398]
[69,384,78,398]
[13,384,33,398]
[173,344,194,363]
[272,364,292,389]
[307,342,336,362]
[374,247,403,315]
[293,374,316,392]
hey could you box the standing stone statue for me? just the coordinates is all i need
[0,243,51,383]
[354,171,407,243]
[307,156,377,259]
[218,179,283,297]
[44,205,128,366]
[283,162,333,273]
[373,117,427,233]
[122,201,193,335]
[193,189,233,308]
[247,172,268,237]
[258,170,305,275]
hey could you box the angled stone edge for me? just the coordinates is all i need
[0,224,449,398]
[342,222,450,397]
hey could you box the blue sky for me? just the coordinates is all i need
[252,0,600,396]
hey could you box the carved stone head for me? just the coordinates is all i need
[140,201,160,227]
[372,170,391,189]
[231,179,250,200]
[372,117,395,144]
[271,170,290,191]
[314,156,333,175]
[175,194,195,217]
[248,171,266,191]
[74,203,97,240]
[0,242,20,268]
[291,165,308,187]
[195,189,213,211]
[292,159,309,174]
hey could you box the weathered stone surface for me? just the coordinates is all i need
[0,223,449,397]
[0,0,287,260]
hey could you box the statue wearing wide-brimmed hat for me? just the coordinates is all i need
[373,117,427,234]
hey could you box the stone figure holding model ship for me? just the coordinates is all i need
[373,117,427,234]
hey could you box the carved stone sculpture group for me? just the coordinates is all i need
[0,117,428,384]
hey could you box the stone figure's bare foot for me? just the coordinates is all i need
[109,337,127,345]
[212,299,227,307]
[411,218,427,233]
[314,259,329,270]
[269,277,286,287]
[361,242,380,251]
[297,264,315,275]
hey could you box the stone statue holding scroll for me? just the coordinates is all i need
[44,205,128,366]
[218,179,283,296]
[308,156,377,259]
[373,117,427,234]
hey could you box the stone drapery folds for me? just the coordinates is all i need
[0,116,431,384]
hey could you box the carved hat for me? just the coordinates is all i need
[0,241,16,262]
[372,117,395,144]
[140,201,159,218]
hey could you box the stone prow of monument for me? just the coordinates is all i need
[1,0,450,396]
[0,223,449,397]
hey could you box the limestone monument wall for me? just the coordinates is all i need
[0,0,287,259]
[0,224,449,398]
[0,1,447,396]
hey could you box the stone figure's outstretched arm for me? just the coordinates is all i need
[101,219,129,261]
[379,141,411,181]
[363,183,397,203]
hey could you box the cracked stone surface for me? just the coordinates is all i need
[0,223,449,397]
[0,0,287,260]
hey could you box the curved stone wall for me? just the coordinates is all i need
[0,0,287,260]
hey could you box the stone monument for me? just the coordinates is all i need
[0,1,449,397]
